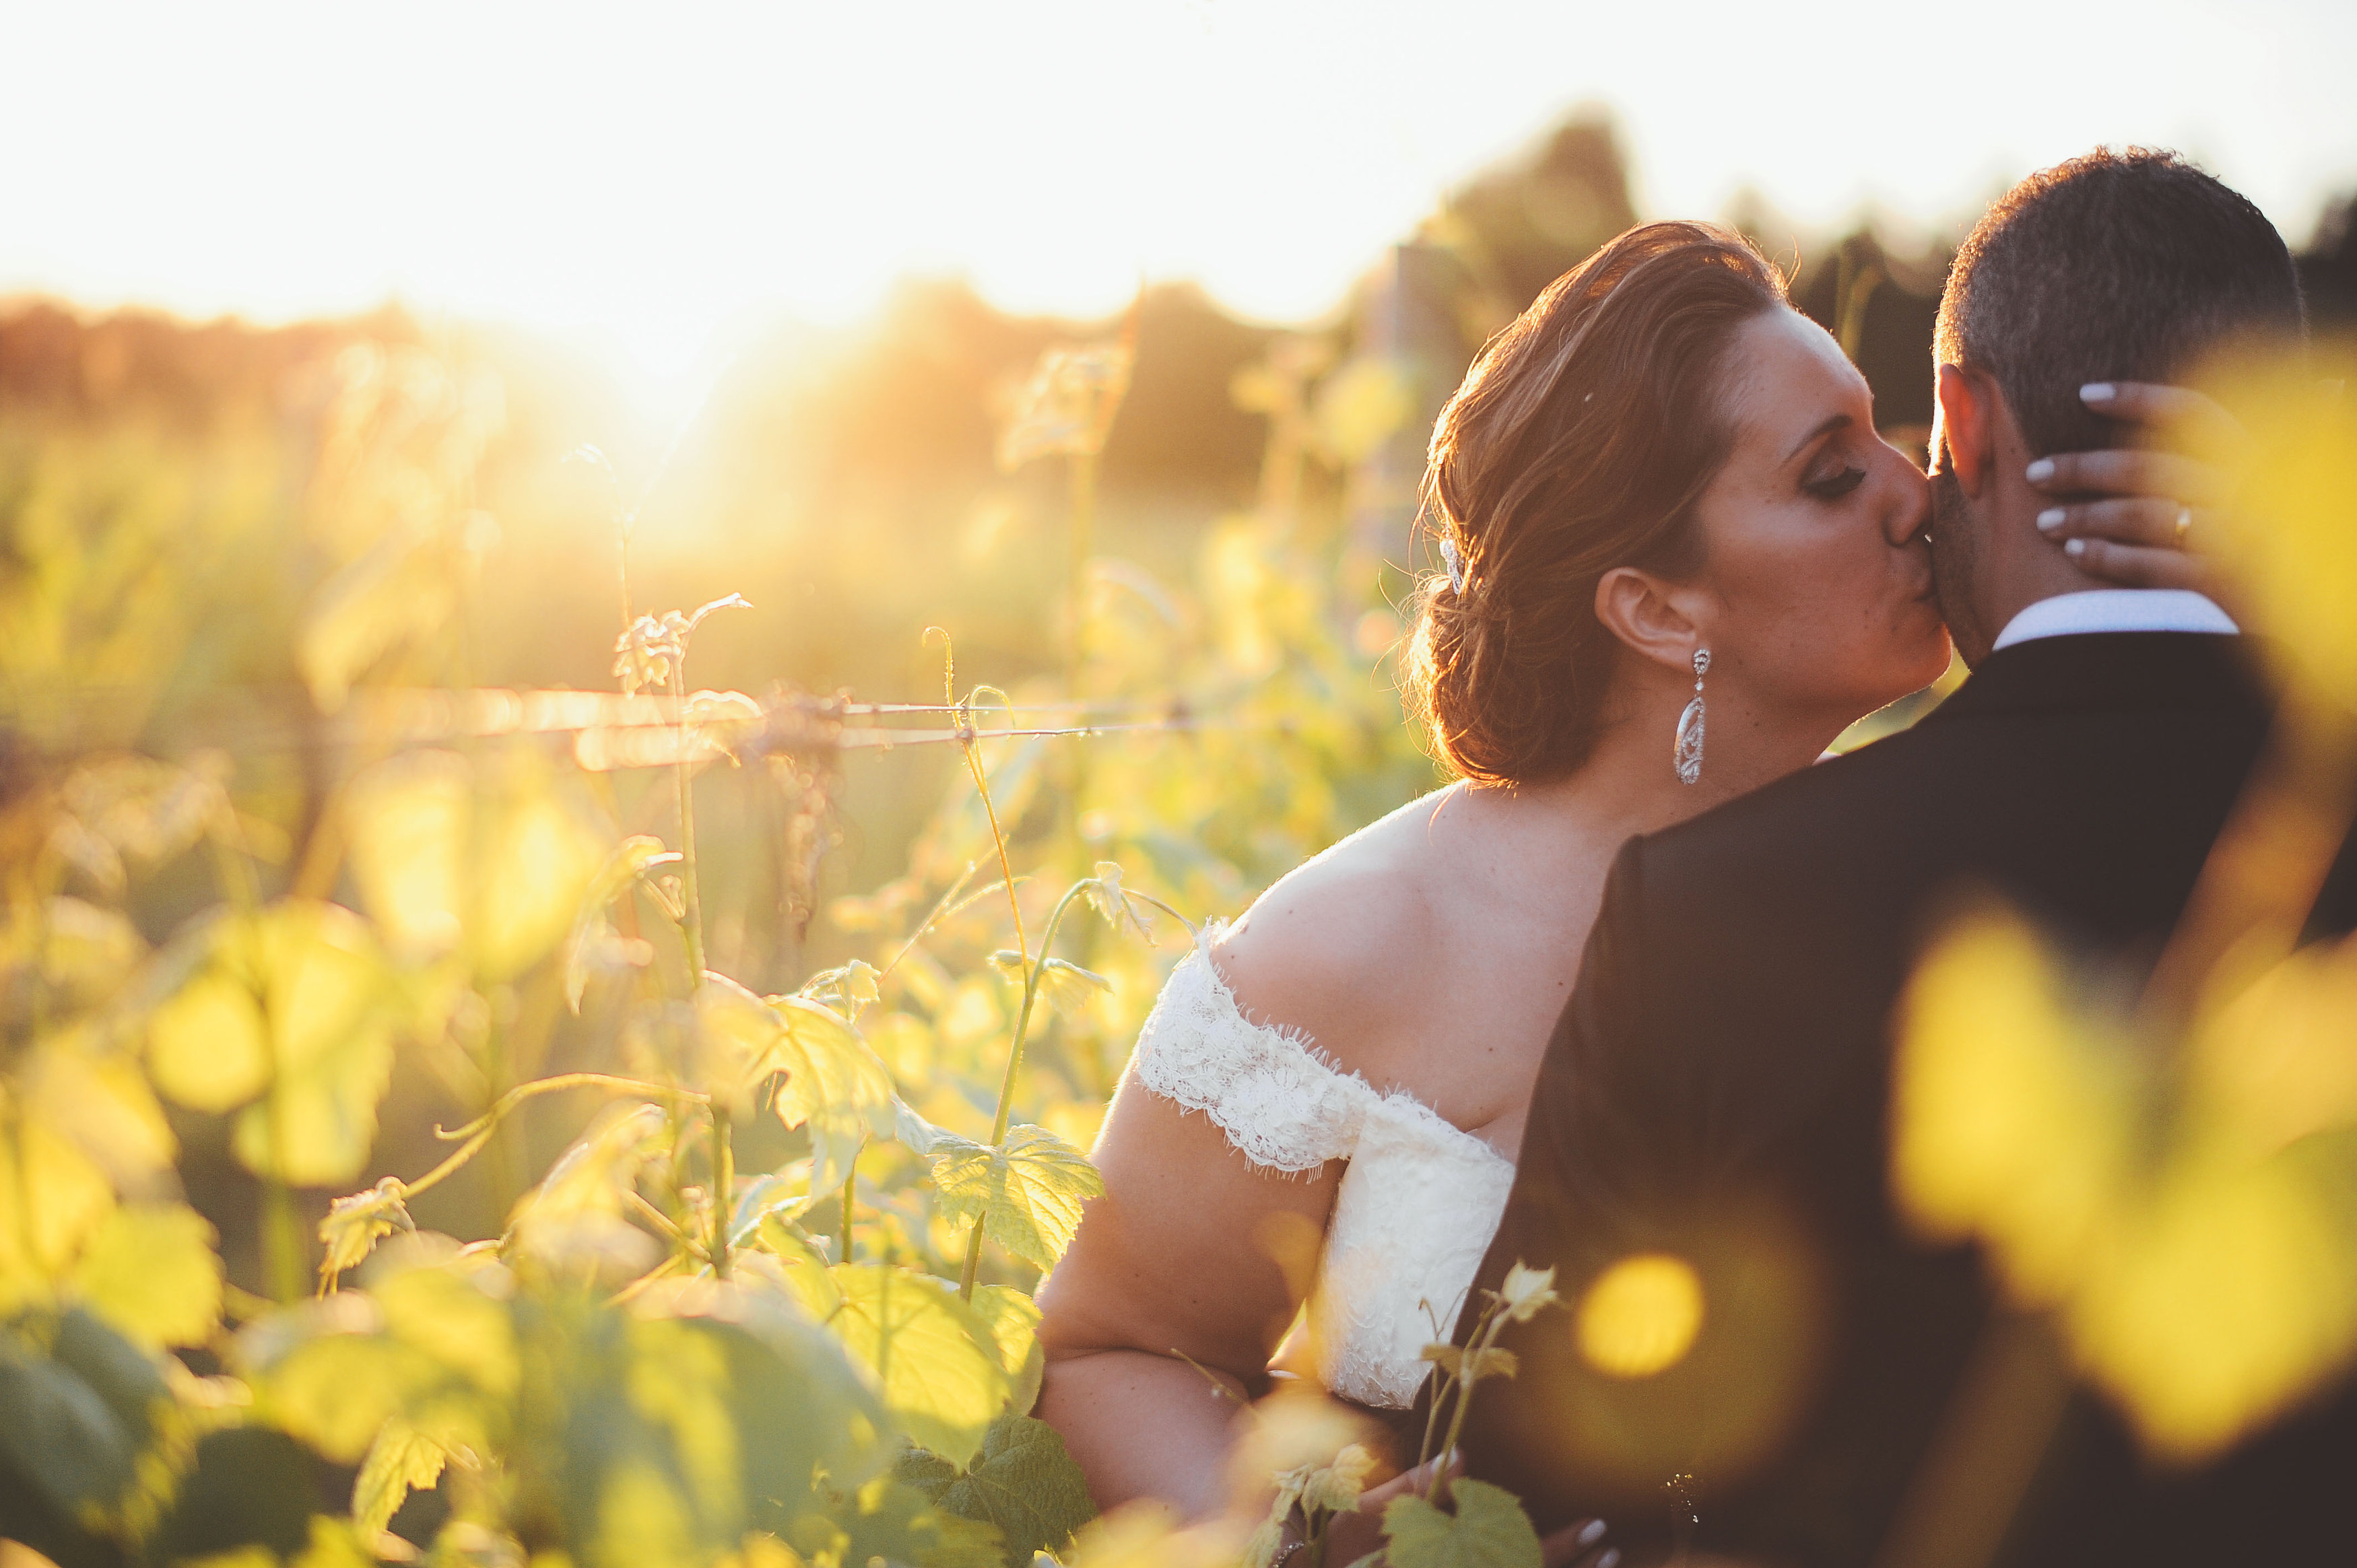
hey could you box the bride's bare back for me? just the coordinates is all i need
[1033,780,1624,1513]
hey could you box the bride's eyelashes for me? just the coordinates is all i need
[1802,463,1867,501]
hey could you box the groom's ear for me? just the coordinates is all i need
[1593,566,1700,676]
[1935,363,1995,498]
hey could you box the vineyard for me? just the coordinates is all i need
[7,246,2357,1568]
[0,313,1449,1568]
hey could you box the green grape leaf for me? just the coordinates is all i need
[1381,1480,1541,1568]
[704,980,896,1194]
[374,1256,520,1398]
[801,1476,1006,1568]
[927,1125,1106,1272]
[0,1332,139,1523]
[823,1265,1009,1468]
[242,1305,437,1464]
[0,1309,166,1527]
[668,1307,886,1536]
[897,1412,1097,1568]
[351,1417,446,1536]
[69,1202,224,1350]
[968,1285,1044,1418]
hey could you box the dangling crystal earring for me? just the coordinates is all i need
[1674,649,1711,785]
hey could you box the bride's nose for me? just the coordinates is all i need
[1881,461,1932,549]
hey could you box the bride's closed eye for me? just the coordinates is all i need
[1803,463,1866,501]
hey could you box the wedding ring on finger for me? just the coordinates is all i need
[2174,506,2194,549]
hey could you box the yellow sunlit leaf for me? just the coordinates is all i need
[289,1517,376,1568]
[969,1283,1045,1416]
[374,1258,520,1399]
[250,1324,431,1463]
[1890,908,2137,1304]
[0,1116,117,1277]
[624,1318,743,1528]
[927,1124,1105,1272]
[473,758,609,982]
[317,1178,413,1289]
[2069,1156,2357,1462]
[147,969,271,1112]
[593,1460,702,1568]
[23,1039,176,1186]
[2190,930,2357,1157]
[344,751,469,960]
[346,749,610,982]
[2193,348,2357,712]
[352,1417,447,1536]
[70,1202,224,1350]
[1575,1254,1704,1379]
[824,1264,1008,1468]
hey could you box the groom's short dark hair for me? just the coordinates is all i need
[1934,147,2304,458]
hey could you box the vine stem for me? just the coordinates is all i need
[961,880,1094,1300]
[1430,1302,1512,1511]
[406,1072,708,1202]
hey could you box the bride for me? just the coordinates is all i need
[1032,220,2218,1523]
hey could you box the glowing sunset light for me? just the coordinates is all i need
[3,0,2350,405]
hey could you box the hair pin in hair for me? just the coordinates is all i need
[1440,535,1466,594]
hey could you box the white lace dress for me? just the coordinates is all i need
[1131,921,1519,1409]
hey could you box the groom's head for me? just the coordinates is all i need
[1927,148,2304,661]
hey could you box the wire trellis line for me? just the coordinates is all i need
[5,684,1265,771]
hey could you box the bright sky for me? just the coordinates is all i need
[5,0,2352,407]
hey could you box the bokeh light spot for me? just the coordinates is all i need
[1576,1253,1704,1379]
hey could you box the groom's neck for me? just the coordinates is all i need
[1954,413,2112,663]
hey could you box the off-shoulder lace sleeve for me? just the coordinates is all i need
[1131,920,1376,1173]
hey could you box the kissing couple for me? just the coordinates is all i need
[1035,148,2357,1566]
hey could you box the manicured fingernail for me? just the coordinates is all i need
[2081,382,2115,403]
[2064,537,2087,559]
[2036,508,2066,533]
[1576,1520,1607,1547]
[1595,1551,1621,1568]
[2025,458,2055,483]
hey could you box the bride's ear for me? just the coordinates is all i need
[1594,566,1703,676]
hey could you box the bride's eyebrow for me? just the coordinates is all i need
[1783,412,1852,465]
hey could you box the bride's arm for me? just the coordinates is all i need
[1034,1068,1338,1518]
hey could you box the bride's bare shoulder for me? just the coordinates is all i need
[1207,786,1459,1070]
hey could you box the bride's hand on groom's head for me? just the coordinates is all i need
[2026,381,2245,599]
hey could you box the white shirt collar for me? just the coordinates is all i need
[1990,589,2239,653]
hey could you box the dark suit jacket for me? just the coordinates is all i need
[1454,632,2357,1567]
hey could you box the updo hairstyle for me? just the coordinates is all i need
[1404,221,1789,784]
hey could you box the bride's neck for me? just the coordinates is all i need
[1499,690,1845,842]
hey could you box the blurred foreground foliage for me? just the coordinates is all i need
[0,216,1429,1563]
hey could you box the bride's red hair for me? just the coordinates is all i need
[1405,221,1787,784]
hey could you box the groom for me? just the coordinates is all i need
[1451,150,2357,1565]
